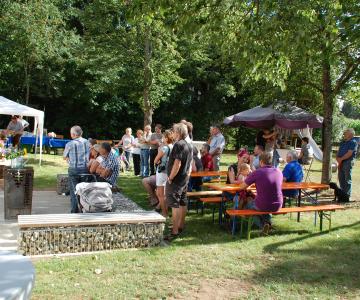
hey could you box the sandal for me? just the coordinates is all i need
[164,232,180,242]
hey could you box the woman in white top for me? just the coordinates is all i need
[132,129,143,176]
[154,130,174,217]
[116,128,135,171]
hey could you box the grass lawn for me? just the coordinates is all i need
[29,153,360,299]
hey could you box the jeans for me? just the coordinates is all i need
[338,159,354,197]
[212,155,220,171]
[149,148,158,175]
[245,200,271,228]
[68,167,90,213]
[124,151,132,169]
[140,149,150,177]
[272,150,280,168]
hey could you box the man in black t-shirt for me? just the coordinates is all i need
[166,123,193,240]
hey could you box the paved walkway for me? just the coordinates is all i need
[0,190,70,251]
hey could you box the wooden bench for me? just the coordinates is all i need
[199,197,223,222]
[226,204,344,239]
[18,212,166,256]
[186,190,223,212]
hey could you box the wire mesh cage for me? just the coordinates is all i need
[4,166,34,219]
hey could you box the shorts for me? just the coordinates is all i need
[156,172,167,187]
[166,181,188,208]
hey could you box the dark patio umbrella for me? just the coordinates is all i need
[223,103,323,129]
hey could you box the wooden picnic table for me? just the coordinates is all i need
[190,170,227,177]
[208,182,329,223]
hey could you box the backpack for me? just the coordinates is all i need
[76,182,113,213]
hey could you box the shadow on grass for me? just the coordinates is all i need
[253,220,360,293]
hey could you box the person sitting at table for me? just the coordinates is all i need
[298,137,313,165]
[96,142,119,186]
[88,144,103,174]
[6,115,24,147]
[188,147,203,192]
[237,152,283,233]
[200,143,214,183]
[227,148,250,184]
[282,150,303,201]
[250,145,264,171]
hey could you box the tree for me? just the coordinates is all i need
[0,0,78,104]
[157,0,360,182]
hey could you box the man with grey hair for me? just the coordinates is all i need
[165,123,193,240]
[64,125,90,213]
[208,125,225,171]
[282,150,303,199]
[336,128,358,198]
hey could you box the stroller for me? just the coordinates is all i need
[75,181,114,213]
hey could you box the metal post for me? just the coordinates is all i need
[319,211,323,231]
[247,217,253,240]
[297,189,301,222]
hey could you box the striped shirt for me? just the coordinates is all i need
[100,151,119,186]
[63,137,90,169]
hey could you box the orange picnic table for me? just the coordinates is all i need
[207,182,329,223]
[190,170,227,177]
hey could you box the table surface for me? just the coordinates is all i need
[208,182,329,192]
[0,251,35,300]
[190,170,227,177]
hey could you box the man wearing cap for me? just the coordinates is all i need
[336,128,358,199]
[64,125,90,213]
[6,115,24,147]
[208,125,226,171]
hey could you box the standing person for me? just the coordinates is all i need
[237,152,283,233]
[263,129,280,168]
[256,129,266,149]
[18,116,29,130]
[6,115,24,147]
[139,125,152,177]
[250,145,264,171]
[149,124,163,176]
[181,120,193,141]
[116,128,135,171]
[154,130,174,217]
[298,137,313,165]
[63,126,90,213]
[188,147,203,192]
[166,123,193,240]
[336,128,358,199]
[208,125,226,171]
[132,129,143,176]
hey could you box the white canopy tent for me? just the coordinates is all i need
[0,96,44,164]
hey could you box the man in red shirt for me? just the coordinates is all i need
[201,143,213,171]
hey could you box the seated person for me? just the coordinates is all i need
[96,142,119,186]
[142,175,159,208]
[0,131,6,147]
[250,145,264,171]
[188,147,203,191]
[227,149,250,184]
[88,144,103,174]
[200,143,214,183]
[201,143,213,171]
[237,152,283,232]
[6,115,24,147]
[283,150,303,199]
[298,137,313,165]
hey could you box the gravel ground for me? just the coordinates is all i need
[112,192,145,212]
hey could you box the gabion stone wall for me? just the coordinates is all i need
[18,223,164,256]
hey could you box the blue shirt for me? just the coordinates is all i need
[100,151,119,186]
[63,137,90,169]
[209,133,225,155]
[283,160,303,197]
[337,138,358,161]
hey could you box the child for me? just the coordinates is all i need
[235,163,255,209]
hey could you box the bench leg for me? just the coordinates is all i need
[240,217,244,237]
[212,206,215,223]
[231,216,237,236]
[319,211,323,231]
[247,217,253,240]
[201,202,204,215]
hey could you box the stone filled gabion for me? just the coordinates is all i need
[18,223,164,256]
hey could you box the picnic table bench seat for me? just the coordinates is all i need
[18,212,166,256]
[226,204,344,239]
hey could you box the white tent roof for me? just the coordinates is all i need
[0,96,44,164]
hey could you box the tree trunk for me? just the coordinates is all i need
[143,31,153,127]
[24,63,30,105]
[321,57,333,184]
